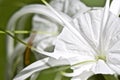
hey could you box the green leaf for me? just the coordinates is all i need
[88,74,105,80]
[103,75,118,80]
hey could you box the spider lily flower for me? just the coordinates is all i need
[7,0,89,79]
[50,0,120,79]
[12,0,120,80]
[6,0,90,60]
[6,4,64,80]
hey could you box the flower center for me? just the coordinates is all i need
[96,54,106,61]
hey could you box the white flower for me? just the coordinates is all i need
[7,0,89,80]
[12,0,120,80]
[53,0,120,79]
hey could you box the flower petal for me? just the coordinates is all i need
[13,57,69,80]
[110,0,120,16]
[91,60,114,74]
[104,14,120,50]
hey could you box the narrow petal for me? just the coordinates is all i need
[32,15,59,54]
[7,4,71,58]
[101,0,110,28]
[98,0,110,52]
[13,58,49,80]
[88,9,103,43]
[110,0,120,16]
[104,14,120,50]
[13,57,69,80]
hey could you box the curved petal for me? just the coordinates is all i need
[7,4,71,58]
[32,15,59,54]
[13,57,69,80]
[110,0,120,16]
[32,15,58,35]
[102,13,120,50]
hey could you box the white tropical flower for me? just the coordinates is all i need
[6,0,89,80]
[52,0,120,79]
[33,0,90,60]
[6,0,89,59]
[12,0,120,80]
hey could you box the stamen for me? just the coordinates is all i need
[0,30,58,35]
[96,54,106,61]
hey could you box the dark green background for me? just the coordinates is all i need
[0,0,105,80]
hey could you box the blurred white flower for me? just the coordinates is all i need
[7,0,90,80]
[6,0,90,59]
[12,0,120,80]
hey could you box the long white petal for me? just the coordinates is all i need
[101,0,110,28]
[99,0,110,53]
[104,14,120,50]
[88,9,103,42]
[13,57,69,80]
[110,0,120,16]
[7,4,71,58]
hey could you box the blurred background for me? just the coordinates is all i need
[0,0,105,80]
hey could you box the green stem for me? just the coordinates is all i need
[0,30,58,35]
[0,28,30,48]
